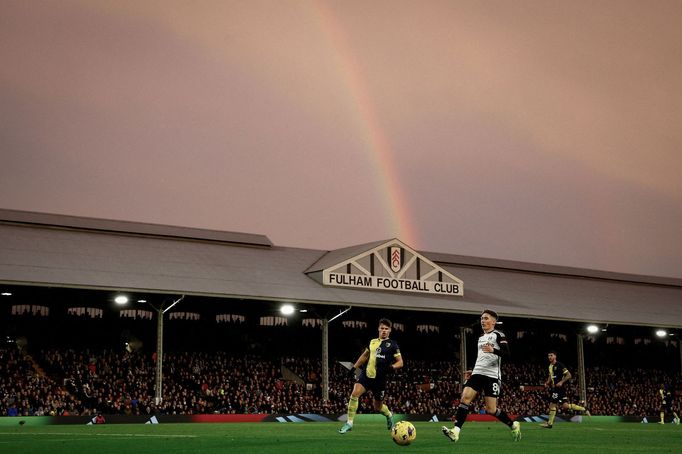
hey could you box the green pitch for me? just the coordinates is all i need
[1,421,681,453]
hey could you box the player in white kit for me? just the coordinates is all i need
[441,309,521,442]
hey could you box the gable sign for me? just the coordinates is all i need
[322,239,463,296]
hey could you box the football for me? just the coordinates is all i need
[391,420,416,446]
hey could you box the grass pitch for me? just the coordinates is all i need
[1,421,681,453]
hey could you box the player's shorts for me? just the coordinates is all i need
[464,374,502,398]
[547,387,567,404]
[357,370,387,401]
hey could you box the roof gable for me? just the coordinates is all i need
[307,238,463,297]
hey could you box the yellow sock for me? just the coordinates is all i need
[347,396,359,423]
[549,408,557,425]
[379,404,392,418]
[568,403,585,411]
[660,411,665,423]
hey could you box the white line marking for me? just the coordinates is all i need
[0,432,197,438]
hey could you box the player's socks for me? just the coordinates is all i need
[494,408,513,427]
[548,408,557,426]
[454,403,470,429]
[338,397,358,433]
[660,411,665,424]
[568,403,585,411]
[347,396,359,422]
[379,404,394,429]
[442,403,469,442]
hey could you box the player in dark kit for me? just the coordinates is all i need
[541,351,589,428]
[658,384,680,424]
[441,309,521,443]
[338,318,403,434]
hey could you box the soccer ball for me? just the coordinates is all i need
[391,420,416,446]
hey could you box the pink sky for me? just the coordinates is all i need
[1,1,681,278]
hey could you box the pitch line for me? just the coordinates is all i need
[1,432,197,438]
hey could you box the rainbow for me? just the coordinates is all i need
[312,1,420,248]
[85,1,422,248]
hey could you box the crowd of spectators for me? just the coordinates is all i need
[0,348,83,417]
[2,345,680,418]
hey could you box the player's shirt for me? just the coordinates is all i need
[660,388,673,406]
[548,361,570,387]
[365,337,401,379]
[471,329,506,380]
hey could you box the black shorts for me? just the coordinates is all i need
[357,371,387,401]
[547,387,567,404]
[464,374,502,398]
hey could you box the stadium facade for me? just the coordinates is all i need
[1,208,680,329]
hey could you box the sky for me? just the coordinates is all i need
[1,0,681,279]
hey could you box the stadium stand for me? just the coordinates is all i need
[2,344,679,418]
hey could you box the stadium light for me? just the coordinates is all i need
[280,304,295,315]
[656,329,668,338]
[586,324,599,334]
[114,295,129,305]
[1,292,12,296]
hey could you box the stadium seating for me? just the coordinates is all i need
[2,345,679,417]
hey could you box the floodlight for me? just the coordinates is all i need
[656,329,667,338]
[586,325,599,334]
[280,304,295,315]
[114,295,129,305]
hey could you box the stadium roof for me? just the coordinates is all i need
[1,208,681,328]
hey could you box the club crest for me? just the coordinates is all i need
[390,247,402,273]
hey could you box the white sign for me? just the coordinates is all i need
[323,271,462,296]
